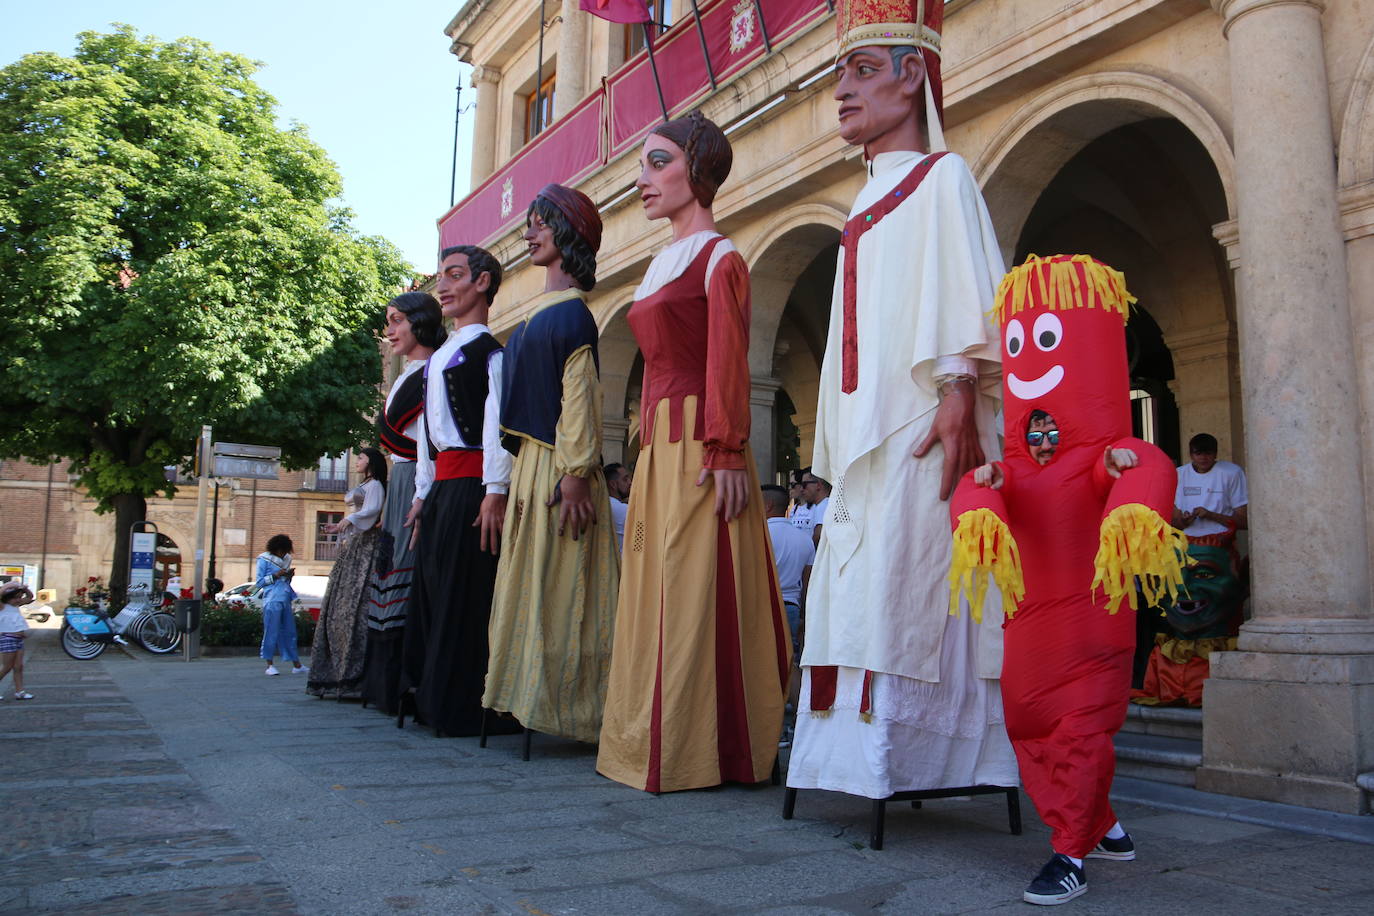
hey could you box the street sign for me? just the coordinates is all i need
[213,456,279,480]
[212,442,281,459]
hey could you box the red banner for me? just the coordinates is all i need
[606,0,829,158]
[437,91,605,253]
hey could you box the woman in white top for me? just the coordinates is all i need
[308,448,386,698]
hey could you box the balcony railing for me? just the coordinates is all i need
[438,0,831,252]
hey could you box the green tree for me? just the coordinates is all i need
[0,26,413,600]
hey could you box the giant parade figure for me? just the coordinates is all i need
[788,0,1019,806]
[950,254,1188,905]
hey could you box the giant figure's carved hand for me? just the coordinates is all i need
[697,467,749,521]
[914,378,984,501]
[547,473,596,540]
[474,493,507,555]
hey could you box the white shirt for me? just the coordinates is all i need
[0,604,29,636]
[414,323,511,499]
[768,517,816,606]
[1176,460,1248,537]
[344,478,384,533]
[811,496,830,529]
[789,503,815,532]
[609,497,629,553]
[385,359,427,465]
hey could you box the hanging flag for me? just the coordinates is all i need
[580,0,652,24]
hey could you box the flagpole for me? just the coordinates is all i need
[751,0,772,53]
[535,0,548,135]
[687,0,717,90]
[642,21,669,121]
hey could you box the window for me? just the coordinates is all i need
[624,1,676,57]
[314,453,350,492]
[315,511,344,560]
[524,72,557,142]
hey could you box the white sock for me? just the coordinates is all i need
[1065,855,1083,868]
[1105,821,1126,839]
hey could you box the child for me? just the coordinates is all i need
[257,534,307,676]
[0,582,34,700]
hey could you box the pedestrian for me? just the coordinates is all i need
[1173,432,1248,555]
[762,484,815,745]
[309,447,386,698]
[256,534,306,676]
[953,254,1188,906]
[604,463,633,552]
[0,582,34,700]
[597,110,790,793]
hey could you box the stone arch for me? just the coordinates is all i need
[740,202,847,476]
[1337,31,1374,189]
[975,70,1237,266]
[596,288,641,465]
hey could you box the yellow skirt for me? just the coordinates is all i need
[483,440,620,743]
[597,396,790,792]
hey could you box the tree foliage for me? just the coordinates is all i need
[0,27,412,590]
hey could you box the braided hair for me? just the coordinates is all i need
[527,196,598,291]
[649,110,732,208]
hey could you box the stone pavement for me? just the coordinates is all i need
[4,627,1372,915]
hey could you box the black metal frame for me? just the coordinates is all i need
[783,784,1022,850]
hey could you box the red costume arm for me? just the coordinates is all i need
[948,462,1025,621]
[1091,436,1188,612]
[702,250,751,471]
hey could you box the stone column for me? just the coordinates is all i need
[602,416,630,466]
[1200,0,1374,814]
[553,0,588,122]
[469,65,501,186]
[750,376,781,484]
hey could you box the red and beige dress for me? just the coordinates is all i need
[596,231,791,793]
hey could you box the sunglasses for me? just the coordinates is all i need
[1026,430,1060,447]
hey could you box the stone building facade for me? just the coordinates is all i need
[440,0,1374,814]
[0,457,358,602]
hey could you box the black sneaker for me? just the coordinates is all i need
[1022,854,1087,906]
[1086,832,1135,861]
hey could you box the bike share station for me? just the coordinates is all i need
[61,426,281,662]
[61,522,182,659]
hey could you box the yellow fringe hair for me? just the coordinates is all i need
[991,254,1137,327]
[948,508,1026,622]
[1091,503,1190,613]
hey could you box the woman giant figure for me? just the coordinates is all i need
[308,447,386,698]
[363,292,446,714]
[597,112,791,792]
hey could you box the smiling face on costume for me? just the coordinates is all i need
[384,305,418,358]
[833,47,924,150]
[636,134,697,223]
[998,256,1133,464]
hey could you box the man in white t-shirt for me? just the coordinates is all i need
[764,484,815,745]
[801,469,831,547]
[604,462,632,553]
[1173,433,1248,543]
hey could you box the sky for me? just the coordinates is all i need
[0,1,476,271]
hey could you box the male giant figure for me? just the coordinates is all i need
[788,0,1019,801]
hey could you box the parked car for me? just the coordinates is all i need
[216,575,329,620]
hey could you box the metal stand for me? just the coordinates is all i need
[782,784,1021,850]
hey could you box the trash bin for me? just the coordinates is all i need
[174,598,201,634]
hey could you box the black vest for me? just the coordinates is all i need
[425,332,502,458]
[500,294,600,455]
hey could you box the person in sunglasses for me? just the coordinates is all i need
[1026,411,1060,466]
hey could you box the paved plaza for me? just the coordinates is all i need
[4,627,1372,915]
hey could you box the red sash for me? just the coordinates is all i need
[840,152,948,394]
[436,449,482,481]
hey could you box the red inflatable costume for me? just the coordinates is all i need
[948,254,1187,857]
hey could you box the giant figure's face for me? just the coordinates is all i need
[833,47,923,148]
[1154,543,1240,637]
[636,135,696,223]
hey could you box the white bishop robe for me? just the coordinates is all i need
[789,150,1019,798]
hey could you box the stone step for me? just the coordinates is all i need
[1114,731,1202,787]
[1119,703,1204,740]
